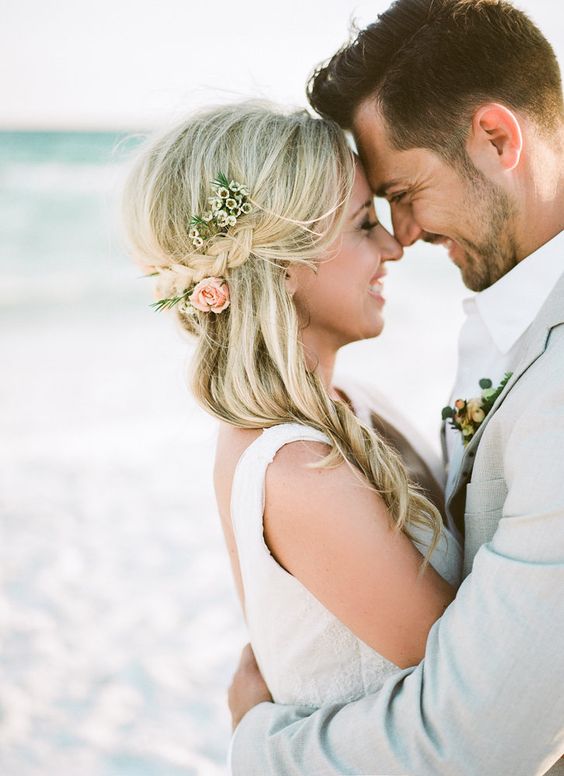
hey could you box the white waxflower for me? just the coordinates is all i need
[189,227,200,239]
[216,210,228,226]
[241,202,252,214]
[177,296,193,315]
[227,215,237,227]
[232,207,241,217]
[239,187,249,196]
[229,181,241,192]
[225,198,237,210]
[217,186,230,199]
[209,197,222,211]
[202,211,213,222]
[192,236,204,248]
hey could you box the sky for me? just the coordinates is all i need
[1,0,563,130]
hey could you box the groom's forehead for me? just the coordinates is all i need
[352,105,435,196]
[352,105,401,186]
[352,105,390,159]
[352,105,408,191]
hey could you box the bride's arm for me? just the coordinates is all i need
[263,440,455,669]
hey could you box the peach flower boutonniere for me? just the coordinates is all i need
[442,372,513,447]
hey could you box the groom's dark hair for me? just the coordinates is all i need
[307,0,564,162]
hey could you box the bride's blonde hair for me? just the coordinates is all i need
[123,101,443,560]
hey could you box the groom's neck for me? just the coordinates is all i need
[518,125,564,258]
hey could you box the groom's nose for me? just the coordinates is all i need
[391,204,424,247]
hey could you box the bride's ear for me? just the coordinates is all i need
[466,103,523,175]
[284,265,299,297]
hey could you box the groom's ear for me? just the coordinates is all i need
[466,103,523,175]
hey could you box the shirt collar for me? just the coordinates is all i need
[465,230,564,354]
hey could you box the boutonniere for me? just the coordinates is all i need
[442,372,513,447]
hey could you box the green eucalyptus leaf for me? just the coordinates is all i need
[151,295,184,312]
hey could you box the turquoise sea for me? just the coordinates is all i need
[0,131,466,775]
[0,131,143,314]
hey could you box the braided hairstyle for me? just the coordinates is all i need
[123,100,444,563]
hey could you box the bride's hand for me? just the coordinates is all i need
[228,643,272,731]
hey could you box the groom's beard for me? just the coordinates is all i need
[455,195,518,291]
[456,157,519,292]
[424,170,519,293]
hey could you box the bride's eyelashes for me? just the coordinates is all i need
[358,219,379,233]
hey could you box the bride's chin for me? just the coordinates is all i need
[367,315,385,339]
[348,319,385,344]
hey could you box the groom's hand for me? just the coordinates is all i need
[228,643,272,731]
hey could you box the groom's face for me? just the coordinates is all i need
[353,104,518,292]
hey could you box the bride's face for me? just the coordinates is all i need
[288,161,403,353]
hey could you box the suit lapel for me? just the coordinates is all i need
[446,270,564,522]
[440,420,448,469]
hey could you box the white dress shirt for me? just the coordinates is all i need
[445,230,564,499]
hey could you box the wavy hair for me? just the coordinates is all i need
[308,0,563,163]
[122,101,443,562]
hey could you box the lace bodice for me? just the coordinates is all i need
[230,422,462,708]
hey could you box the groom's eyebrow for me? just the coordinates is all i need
[374,180,401,198]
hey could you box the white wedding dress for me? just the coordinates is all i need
[230,384,462,707]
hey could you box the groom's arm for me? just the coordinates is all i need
[230,358,564,776]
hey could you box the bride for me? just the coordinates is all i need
[123,101,462,709]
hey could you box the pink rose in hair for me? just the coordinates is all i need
[189,277,230,313]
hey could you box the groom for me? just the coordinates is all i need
[228,1,564,773]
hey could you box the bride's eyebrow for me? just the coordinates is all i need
[351,199,373,218]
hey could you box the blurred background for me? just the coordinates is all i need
[1,1,561,773]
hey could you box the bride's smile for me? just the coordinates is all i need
[286,160,403,357]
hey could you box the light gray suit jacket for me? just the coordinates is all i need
[231,272,564,776]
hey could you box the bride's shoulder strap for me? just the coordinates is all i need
[230,423,330,540]
[243,422,329,463]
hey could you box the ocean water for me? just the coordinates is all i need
[0,131,467,775]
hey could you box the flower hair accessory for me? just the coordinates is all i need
[189,276,230,314]
[150,274,231,315]
[189,173,252,250]
[442,372,512,447]
[150,173,251,314]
